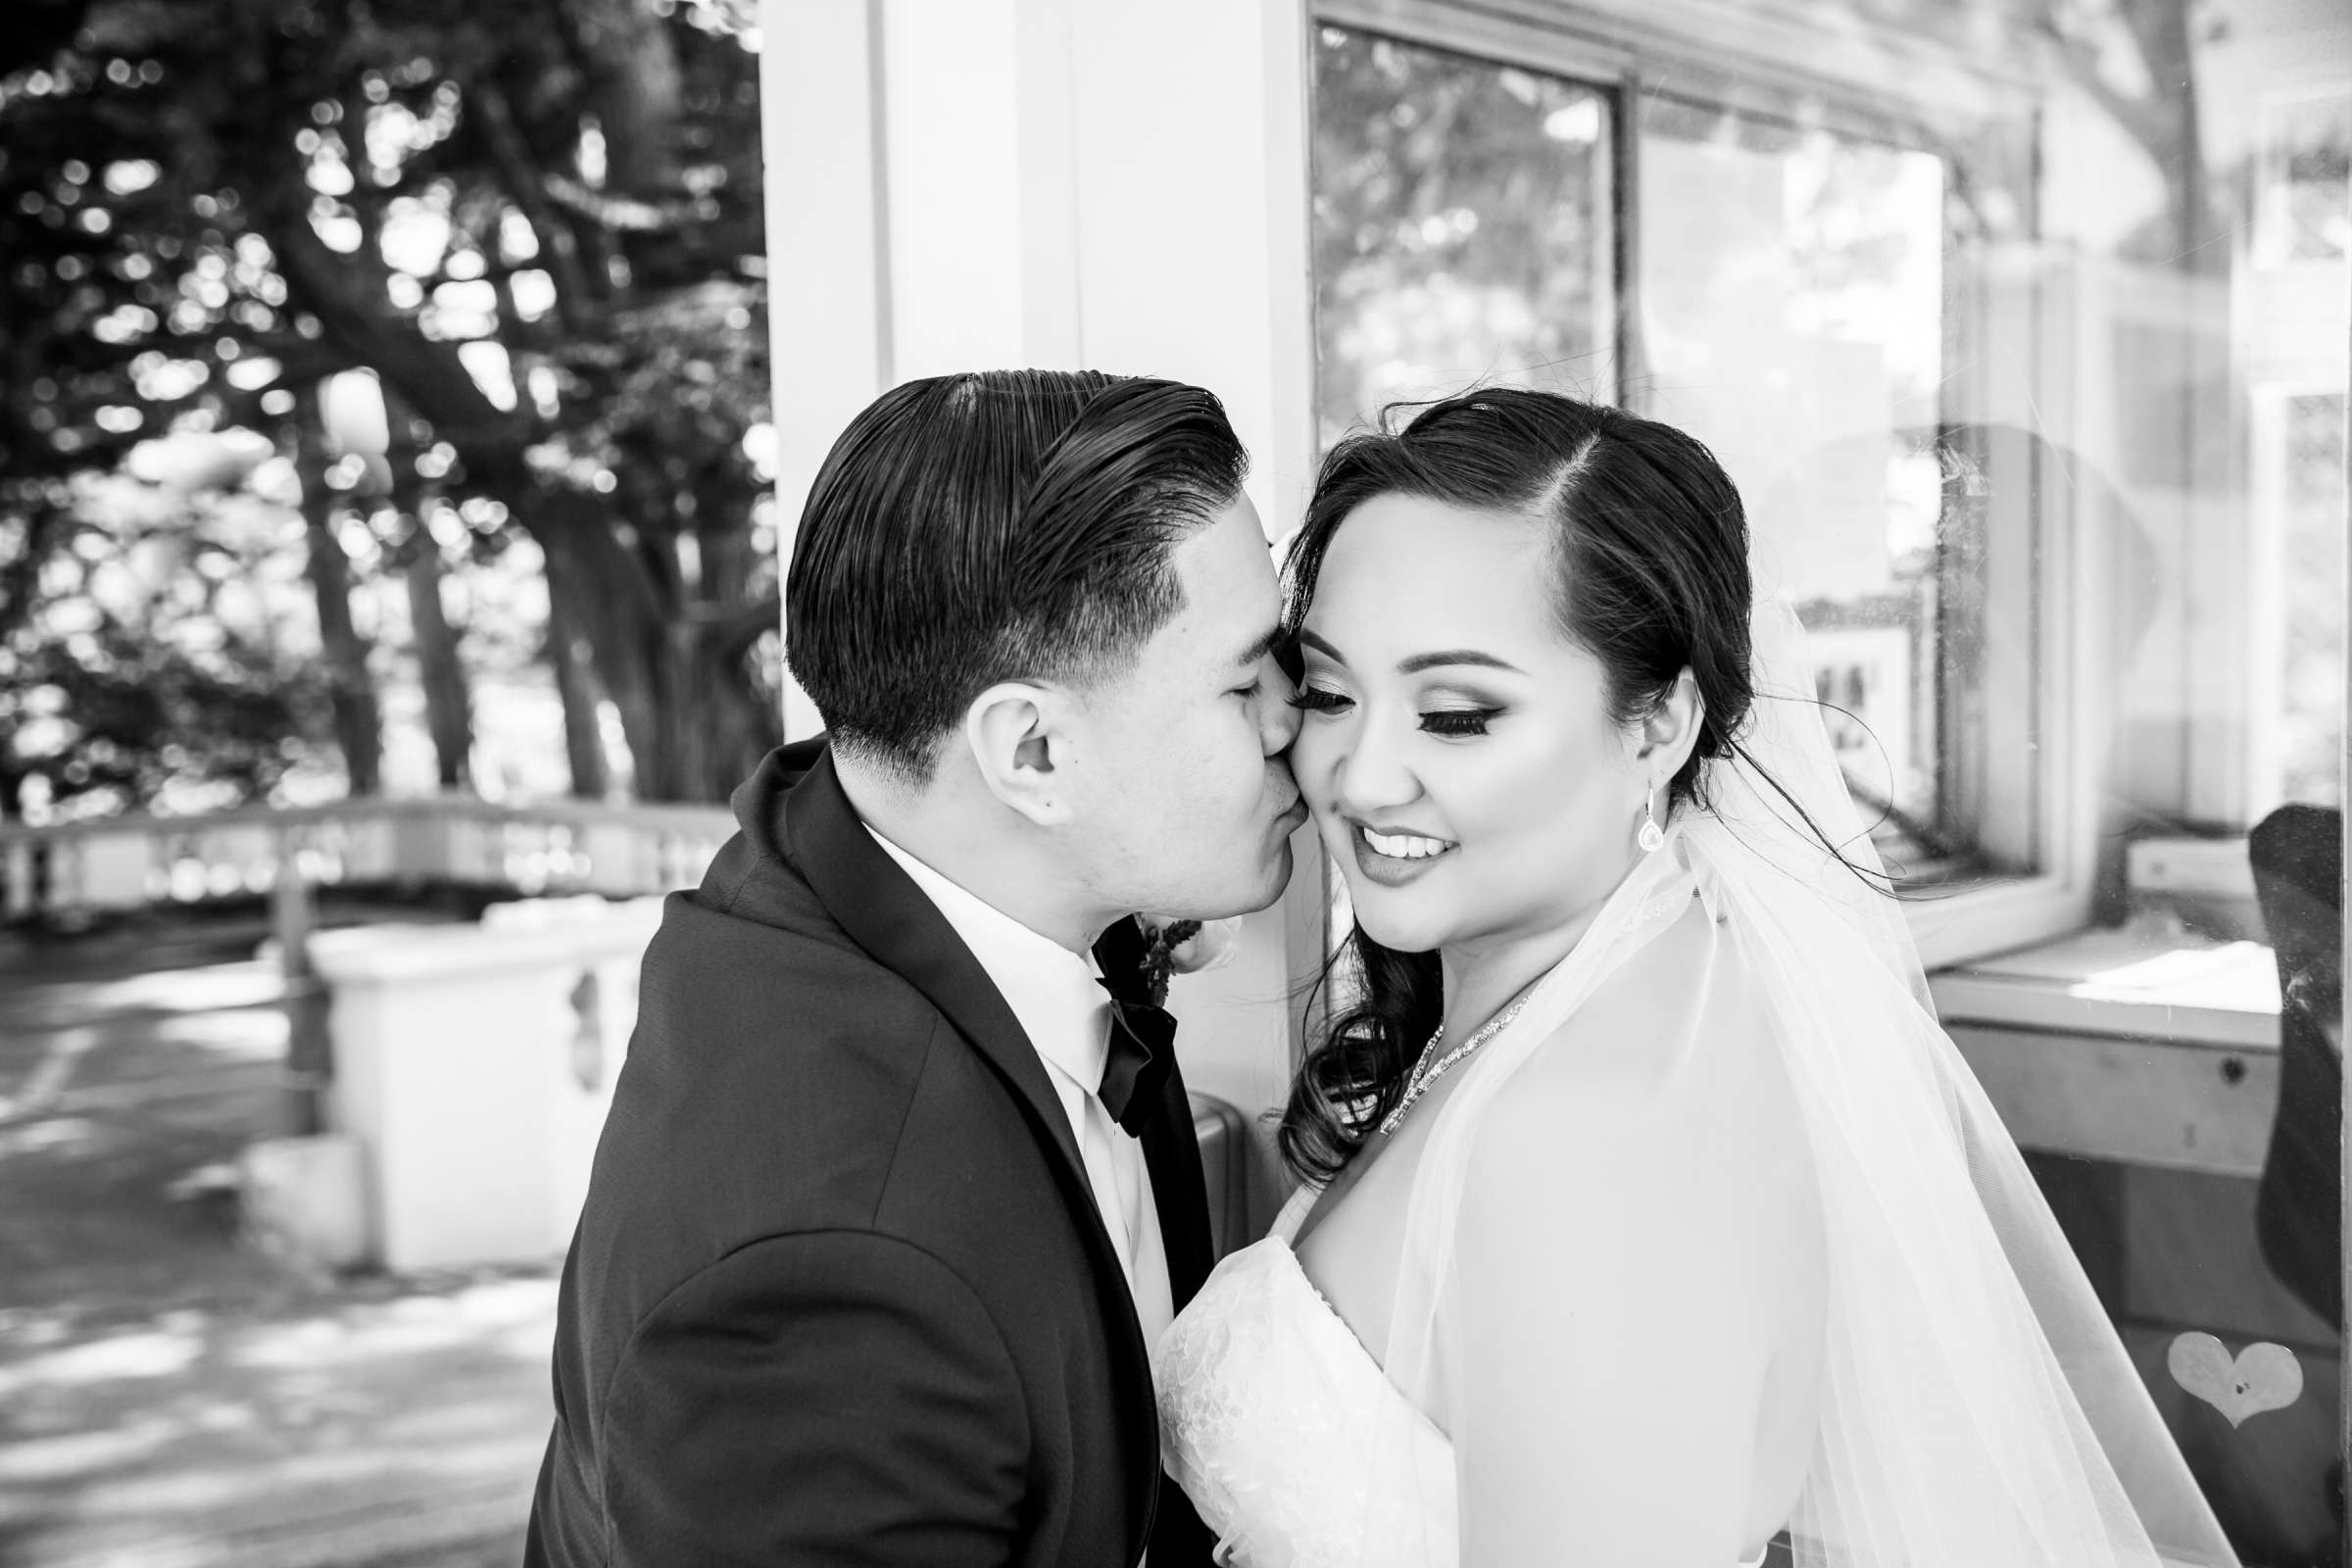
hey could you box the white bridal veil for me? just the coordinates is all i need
[1359,599,2241,1567]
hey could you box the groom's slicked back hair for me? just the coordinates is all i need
[785,369,1249,784]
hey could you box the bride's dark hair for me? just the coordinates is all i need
[1276,388,1759,1184]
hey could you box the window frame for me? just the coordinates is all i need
[1308,0,2094,968]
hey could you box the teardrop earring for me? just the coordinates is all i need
[1638,784,1665,853]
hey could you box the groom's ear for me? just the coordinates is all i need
[1635,667,1704,777]
[964,682,1077,827]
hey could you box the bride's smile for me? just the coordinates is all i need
[1348,821,1458,885]
[1288,491,1688,1019]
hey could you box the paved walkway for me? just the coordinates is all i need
[0,908,554,1568]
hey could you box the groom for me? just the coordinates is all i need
[524,370,1303,1566]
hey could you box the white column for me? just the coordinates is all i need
[761,0,1322,680]
[760,0,1324,1212]
[760,1,890,741]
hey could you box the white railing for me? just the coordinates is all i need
[0,795,738,1273]
[0,794,738,923]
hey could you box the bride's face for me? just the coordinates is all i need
[1289,492,1650,958]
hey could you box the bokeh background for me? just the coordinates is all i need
[2,0,2347,1564]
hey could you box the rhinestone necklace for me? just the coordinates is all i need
[1377,988,1539,1138]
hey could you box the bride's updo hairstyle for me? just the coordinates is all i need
[1277,388,1759,1182]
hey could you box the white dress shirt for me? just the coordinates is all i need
[865,828,1175,1353]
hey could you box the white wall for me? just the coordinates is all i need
[760,0,1325,1218]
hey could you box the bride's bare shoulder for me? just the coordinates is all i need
[1508,895,1773,1094]
[1471,895,1807,1205]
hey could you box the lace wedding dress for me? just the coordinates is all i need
[1154,1183,1770,1568]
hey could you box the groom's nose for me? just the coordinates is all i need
[1259,662,1301,755]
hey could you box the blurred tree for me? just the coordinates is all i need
[287,381,383,795]
[0,456,337,819]
[0,0,780,808]
[1310,28,1615,440]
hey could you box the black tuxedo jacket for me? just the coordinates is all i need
[526,741,1217,1567]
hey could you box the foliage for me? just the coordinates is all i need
[0,0,781,810]
[1311,28,1614,441]
[0,459,339,817]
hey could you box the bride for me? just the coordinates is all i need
[1153,389,2241,1568]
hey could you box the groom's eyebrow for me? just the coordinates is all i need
[1232,626,1284,669]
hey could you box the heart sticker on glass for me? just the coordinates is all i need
[2167,1333,2304,1428]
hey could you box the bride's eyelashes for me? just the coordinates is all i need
[1287,686,1350,715]
[1287,686,1501,737]
[1419,707,1498,737]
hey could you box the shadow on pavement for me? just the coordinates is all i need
[0,906,554,1568]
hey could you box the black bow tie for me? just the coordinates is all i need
[1095,980,1176,1138]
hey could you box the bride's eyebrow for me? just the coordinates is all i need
[1300,629,1523,677]
[1398,649,1525,676]
[1298,629,1347,664]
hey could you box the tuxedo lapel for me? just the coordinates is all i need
[782,749,1089,1185]
[777,750,1216,1312]
[780,747,1169,1559]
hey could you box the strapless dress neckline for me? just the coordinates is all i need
[1153,1190,1770,1567]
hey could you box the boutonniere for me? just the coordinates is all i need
[1137,915,1243,1006]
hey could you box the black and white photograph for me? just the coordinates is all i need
[0,0,2347,1564]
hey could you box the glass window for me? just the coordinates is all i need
[1634,97,2001,875]
[1310,24,2034,882]
[1307,5,2349,1560]
[1311,29,1615,449]
[2250,88,2350,812]
[2269,386,2346,808]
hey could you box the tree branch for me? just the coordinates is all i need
[469,80,600,334]
[262,211,538,491]
[697,590,781,666]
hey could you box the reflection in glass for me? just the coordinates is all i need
[1307,1,2349,1559]
[1310,26,2029,879]
[1310,28,1614,448]
[2250,89,2349,812]
[1634,98,1987,874]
